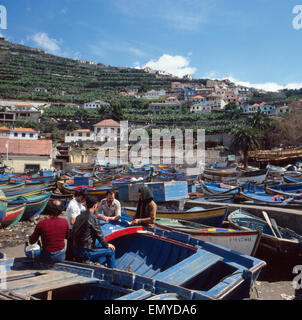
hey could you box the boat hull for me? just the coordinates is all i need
[154,218,261,256]
[124,206,228,227]
[1,205,25,228]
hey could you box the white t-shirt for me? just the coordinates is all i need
[66,198,86,230]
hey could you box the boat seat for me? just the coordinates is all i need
[115,289,152,300]
[154,251,222,286]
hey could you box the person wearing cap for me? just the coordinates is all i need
[96,190,121,222]
[129,186,157,227]
[71,195,116,268]
[29,201,69,265]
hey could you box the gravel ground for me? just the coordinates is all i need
[0,212,297,300]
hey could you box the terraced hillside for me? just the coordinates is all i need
[0,39,174,104]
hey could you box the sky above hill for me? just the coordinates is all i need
[1,0,302,91]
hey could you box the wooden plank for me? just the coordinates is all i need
[116,289,152,300]
[4,270,80,292]
[155,252,222,286]
[0,270,47,281]
[14,276,93,296]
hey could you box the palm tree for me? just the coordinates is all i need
[231,125,260,168]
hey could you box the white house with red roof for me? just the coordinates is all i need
[93,119,124,142]
[65,129,94,143]
[10,128,38,140]
[64,119,124,143]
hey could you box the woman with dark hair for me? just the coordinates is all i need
[129,186,157,227]
[29,200,70,265]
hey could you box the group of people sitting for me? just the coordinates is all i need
[28,186,157,268]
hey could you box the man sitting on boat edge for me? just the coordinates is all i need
[95,190,121,223]
[129,186,157,228]
[28,200,70,266]
[71,195,116,268]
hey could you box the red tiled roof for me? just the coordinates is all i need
[0,126,9,131]
[93,119,120,127]
[0,139,52,156]
[73,129,91,133]
[10,128,37,133]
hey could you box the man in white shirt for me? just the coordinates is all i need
[65,190,86,261]
[96,190,121,222]
[66,190,86,230]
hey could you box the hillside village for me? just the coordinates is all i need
[0,37,301,172]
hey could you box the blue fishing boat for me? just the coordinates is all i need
[0,190,7,225]
[227,209,302,266]
[124,206,228,227]
[94,221,266,300]
[7,191,52,221]
[3,184,51,197]
[266,183,302,197]
[284,175,302,183]
[0,257,212,300]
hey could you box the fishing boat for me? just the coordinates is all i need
[3,184,51,197]
[61,183,118,197]
[283,175,302,183]
[201,182,240,196]
[0,182,25,191]
[265,183,302,197]
[0,205,25,228]
[211,162,238,173]
[237,169,268,185]
[0,257,213,301]
[7,191,52,221]
[0,191,7,225]
[96,221,266,300]
[124,206,228,227]
[202,169,239,184]
[227,209,302,265]
[154,218,261,256]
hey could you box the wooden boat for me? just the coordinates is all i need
[227,209,302,265]
[154,218,261,256]
[96,221,266,300]
[0,257,212,301]
[238,190,295,203]
[61,183,118,197]
[237,169,268,185]
[124,206,228,227]
[0,183,25,191]
[265,183,302,197]
[283,175,302,183]
[0,205,25,228]
[201,182,240,196]
[3,184,51,197]
[7,191,52,221]
[0,191,7,225]
[202,169,239,184]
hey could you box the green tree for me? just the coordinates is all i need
[231,125,260,168]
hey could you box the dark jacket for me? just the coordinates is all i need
[71,210,108,250]
[134,186,157,226]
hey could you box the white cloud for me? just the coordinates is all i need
[227,76,302,92]
[205,72,302,92]
[139,54,197,78]
[31,32,61,53]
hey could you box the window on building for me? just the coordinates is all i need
[30,133,33,138]
[22,133,26,137]
[14,133,18,137]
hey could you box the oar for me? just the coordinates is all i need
[271,218,283,239]
[262,211,277,238]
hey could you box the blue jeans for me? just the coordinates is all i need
[73,247,116,268]
[39,249,65,265]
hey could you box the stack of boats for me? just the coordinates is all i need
[0,170,55,228]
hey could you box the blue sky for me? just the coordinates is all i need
[1,0,302,91]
